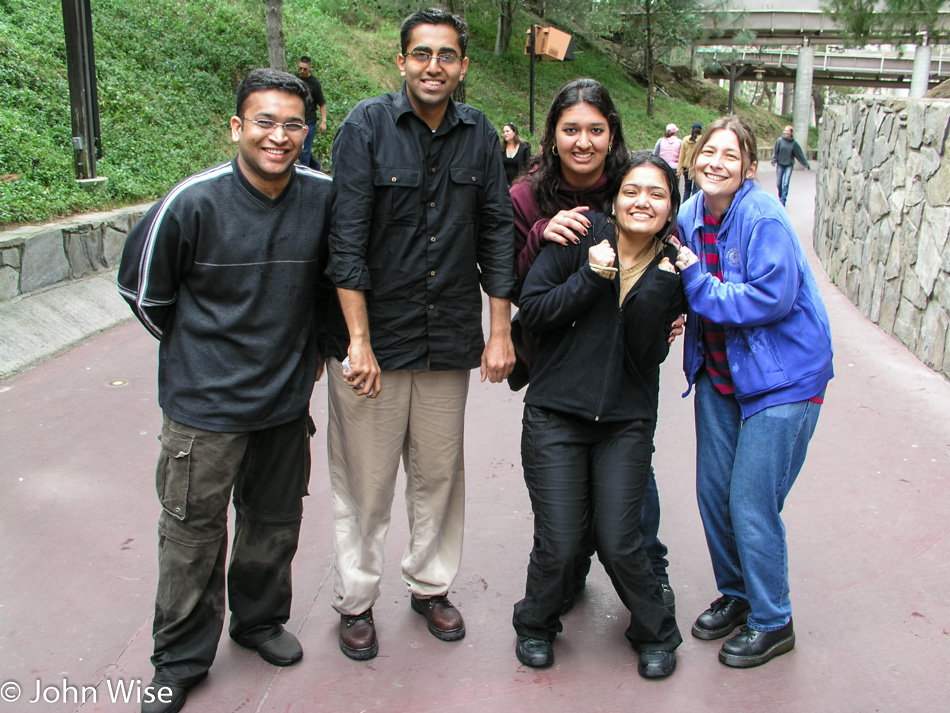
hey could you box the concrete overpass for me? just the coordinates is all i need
[701,45,950,89]
[687,2,950,149]
[697,9,950,47]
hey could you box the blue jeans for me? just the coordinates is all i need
[775,164,793,205]
[299,123,317,167]
[513,406,681,651]
[693,371,821,631]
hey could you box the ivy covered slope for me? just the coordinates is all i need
[0,0,776,226]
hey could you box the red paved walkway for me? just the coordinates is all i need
[2,167,949,712]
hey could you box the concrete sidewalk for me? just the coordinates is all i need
[1,167,948,713]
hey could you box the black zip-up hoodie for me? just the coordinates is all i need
[519,212,684,423]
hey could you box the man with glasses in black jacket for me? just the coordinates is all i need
[119,68,331,713]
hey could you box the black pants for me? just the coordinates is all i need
[150,412,313,686]
[512,406,681,651]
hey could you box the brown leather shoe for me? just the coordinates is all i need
[339,609,378,660]
[410,594,466,641]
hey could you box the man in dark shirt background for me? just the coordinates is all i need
[770,125,810,206]
[297,56,326,168]
[324,7,515,662]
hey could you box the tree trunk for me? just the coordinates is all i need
[812,86,825,124]
[724,63,747,114]
[264,0,286,72]
[439,0,467,103]
[645,1,655,117]
[495,0,521,55]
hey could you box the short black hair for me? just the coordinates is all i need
[400,7,468,57]
[235,68,310,118]
[299,56,312,64]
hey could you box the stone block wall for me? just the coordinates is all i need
[815,97,950,377]
[0,205,151,301]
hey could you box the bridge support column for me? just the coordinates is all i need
[782,83,794,116]
[910,42,932,98]
[793,42,814,151]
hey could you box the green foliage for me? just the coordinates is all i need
[0,0,785,225]
[822,0,950,45]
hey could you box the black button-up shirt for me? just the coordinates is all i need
[326,85,515,371]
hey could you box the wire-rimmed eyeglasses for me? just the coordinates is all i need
[403,51,460,66]
[241,118,307,134]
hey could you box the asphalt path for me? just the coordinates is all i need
[1,166,948,712]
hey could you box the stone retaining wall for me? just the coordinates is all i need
[814,97,950,378]
[0,204,151,301]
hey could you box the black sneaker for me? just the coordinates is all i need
[141,682,188,713]
[637,650,677,679]
[516,635,554,668]
[719,619,795,668]
[691,595,750,640]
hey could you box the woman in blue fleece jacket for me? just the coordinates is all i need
[674,115,833,669]
[511,153,684,678]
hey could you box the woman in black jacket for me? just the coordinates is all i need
[512,153,684,677]
[501,122,532,185]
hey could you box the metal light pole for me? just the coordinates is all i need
[529,24,536,135]
[61,0,104,183]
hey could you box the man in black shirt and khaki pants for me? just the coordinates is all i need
[324,7,515,662]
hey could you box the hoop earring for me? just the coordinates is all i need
[551,146,559,156]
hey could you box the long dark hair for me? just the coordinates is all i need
[501,122,523,147]
[607,152,681,244]
[525,78,629,218]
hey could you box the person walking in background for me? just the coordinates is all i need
[297,56,327,169]
[653,123,682,172]
[324,7,515,663]
[675,115,833,669]
[509,78,681,618]
[771,125,810,205]
[118,68,332,713]
[512,152,685,676]
[501,122,531,185]
[678,122,702,201]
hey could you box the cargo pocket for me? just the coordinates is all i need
[155,430,194,521]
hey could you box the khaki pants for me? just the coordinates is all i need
[326,359,469,615]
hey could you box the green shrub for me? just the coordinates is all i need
[0,0,785,226]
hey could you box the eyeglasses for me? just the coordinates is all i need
[403,51,460,66]
[241,118,307,134]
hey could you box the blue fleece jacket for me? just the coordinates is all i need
[677,180,833,418]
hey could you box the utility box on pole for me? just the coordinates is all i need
[524,26,575,62]
[61,0,105,186]
[525,26,575,134]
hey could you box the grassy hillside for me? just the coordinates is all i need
[0,0,790,225]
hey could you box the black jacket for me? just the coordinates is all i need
[118,159,332,432]
[519,213,684,423]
